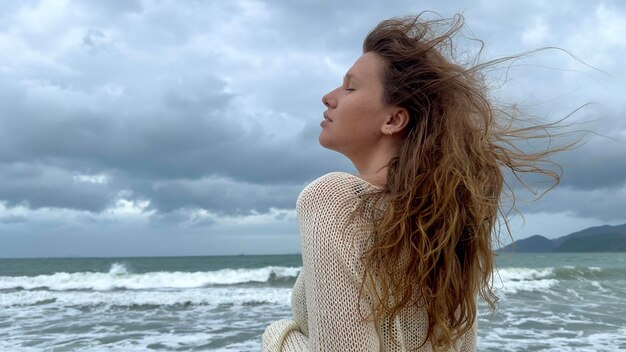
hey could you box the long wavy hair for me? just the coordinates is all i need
[354,14,581,351]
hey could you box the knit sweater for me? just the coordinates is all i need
[262,172,476,351]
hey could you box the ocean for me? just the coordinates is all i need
[0,253,624,351]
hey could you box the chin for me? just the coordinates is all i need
[318,133,334,150]
[319,137,344,157]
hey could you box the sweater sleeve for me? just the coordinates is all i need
[302,229,380,351]
[262,319,309,351]
[261,272,310,351]
[298,173,380,351]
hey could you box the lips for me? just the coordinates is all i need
[323,113,333,122]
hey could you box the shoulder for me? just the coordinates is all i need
[296,172,381,225]
[297,172,369,207]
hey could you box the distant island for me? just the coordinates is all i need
[499,223,626,253]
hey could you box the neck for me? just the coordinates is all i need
[348,138,400,187]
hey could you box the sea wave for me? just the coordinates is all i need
[495,267,558,294]
[496,265,626,281]
[0,263,301,291]
[552,266,622,280]
[0,286,293,308]
[493,265,626,295]
[2,263,620,296]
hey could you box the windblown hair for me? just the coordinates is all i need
[355,14,580,351]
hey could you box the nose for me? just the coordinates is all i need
[322,89,337,108]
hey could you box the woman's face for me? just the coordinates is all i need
[320,52,394,158]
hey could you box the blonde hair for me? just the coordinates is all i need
[355,14,581,351]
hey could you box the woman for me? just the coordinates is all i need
[263,14,568,351]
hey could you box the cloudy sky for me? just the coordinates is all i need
[1,0,625,258]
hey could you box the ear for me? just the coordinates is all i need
[381,107,409,136]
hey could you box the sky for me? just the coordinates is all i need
[1,0,625,258]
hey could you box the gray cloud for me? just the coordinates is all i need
[0,163,115,212]
[0,0,625,256]
[519,185,626,222]
[147,177,304,215]
[0,214,27,224]
[557,138,626,191]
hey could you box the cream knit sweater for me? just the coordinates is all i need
[262,172,476,351]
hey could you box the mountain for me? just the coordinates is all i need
[503,234,556,253]
[552,223,626,247]
[499,223,626,253]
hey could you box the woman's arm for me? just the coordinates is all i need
[262,243,379,352]
[263,172,381,351]
[262,320,309,351]
[262,266,310,351]
[302,231,380,351]
[298,173,380,351]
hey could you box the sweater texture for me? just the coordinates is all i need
[262,172,477,351]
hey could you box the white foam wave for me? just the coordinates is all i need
[0,264,301,291]
[0,286,292,307]
[495,267,558,294]
[108,262,129,275]
[497,267,554,281]
[480,323,626,352]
